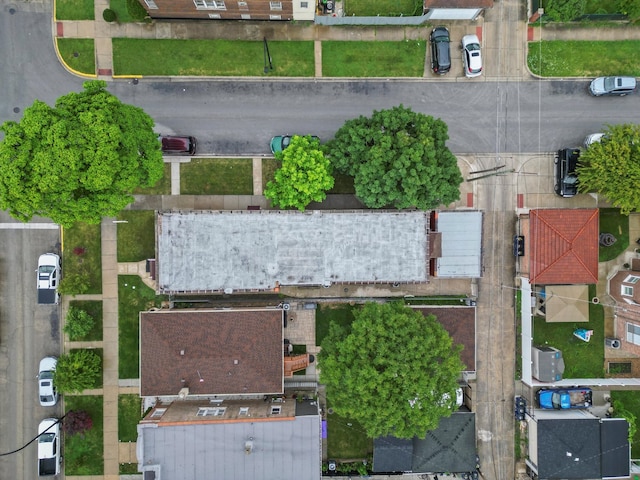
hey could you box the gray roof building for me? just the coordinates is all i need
[433,211,483,278]
[526,410,630,480]
[373,412,476,474]
[156,210,430,293]
[137,399,321,480]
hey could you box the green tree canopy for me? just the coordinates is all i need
[319,302,465,439]
[265,135,334,211]
[0,80,164,226]
[326,105,462,210]
[544,0,586,22]
[577,124,640,214]
[54,349,102,394]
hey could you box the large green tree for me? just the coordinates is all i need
[265,135,334,211]
[543,0,586,21]
[327,105,462,210]
[319,302,465,439]
[577,124,640,214]
[54,349,102,394]
[0,80,164,226]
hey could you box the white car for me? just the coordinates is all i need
[584,133,605,148]
[38,418,61,476]
[38,357,58,407]
[462,34,482,78]
[37,253,61,305]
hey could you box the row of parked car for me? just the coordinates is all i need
[429,26,483,78]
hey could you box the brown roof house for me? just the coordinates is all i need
[137,308,321,480]
[423,0,493,20]
[517,209,599,286]
[607,258,640,377]
[140,308,286,397]
[412,306,476,375]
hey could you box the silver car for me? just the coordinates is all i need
[38,357,58,406]
[462,34,482,78]
[589,76,636,96]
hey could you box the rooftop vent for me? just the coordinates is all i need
[244,440,254,454]
[178,387,189,399]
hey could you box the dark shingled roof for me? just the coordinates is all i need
[140,309,283,396]
[601,418,630,478]
[537,418,601,479]
[373,413,476,474]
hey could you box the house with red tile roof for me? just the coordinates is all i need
[517,209,599,286]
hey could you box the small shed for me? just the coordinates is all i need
[433,211,483,278]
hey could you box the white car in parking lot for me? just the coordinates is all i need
[462,34,482,78]
[584,133,605,148]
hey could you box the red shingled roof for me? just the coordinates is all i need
[529,209,599,285]
[140,309,283,397]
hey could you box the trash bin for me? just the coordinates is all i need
[605,338,621,349]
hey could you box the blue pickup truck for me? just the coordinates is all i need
[536,387,593,409]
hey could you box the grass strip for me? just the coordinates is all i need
[113,39,314,76]
[528,40,640,77]
[322,40,425,77]
[56,39,95,75]
[181,158,253,195]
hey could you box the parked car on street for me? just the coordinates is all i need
[536,387,593,409]
[38,418,61,476]
[584,133,605,148]
[430,26,451,75]
[159,135,197,155]
[554,148,580,198]
[37,253,61,305]
[462,34,482,78]
[589,76,637,96]
[38,357,58,407]
[270,134,320,154]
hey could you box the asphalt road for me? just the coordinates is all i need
[1,1,640,480]
[0,209,61,480]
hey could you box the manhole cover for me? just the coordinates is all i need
[9,8,16,14]
[13,107,20,113]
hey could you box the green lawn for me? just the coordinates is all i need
[113,39,314,76]
[262,158,279,194]
[62,222,102,294]
[110,0,147,22]
[316,303,357,346]
[68,300,103,341]
[56,0,95,20]
[528,40,640,77]
[326,409,373,459]
[323,41,426,77]
[64,395,104,475]
[119,275,166,379]
[532,285,604,378]
[343,0,423,16]
[116,211,156,262]
[119,394,143,441]
[56,39,95,75]
[181,158,253,195]
[134,162,171,195]
[599,208,629,262]
[610,390,640,457]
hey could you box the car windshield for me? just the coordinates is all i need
[551,392,562,409]
[39,433,55,443]
[467,43,480,51]
[603,77,615,91]
[40,395,54,402]
[40,371,54,380]
[39,266,55,275]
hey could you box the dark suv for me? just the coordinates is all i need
[430,27,451,75]
[554,148,580,198]
[159,135,197,155]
